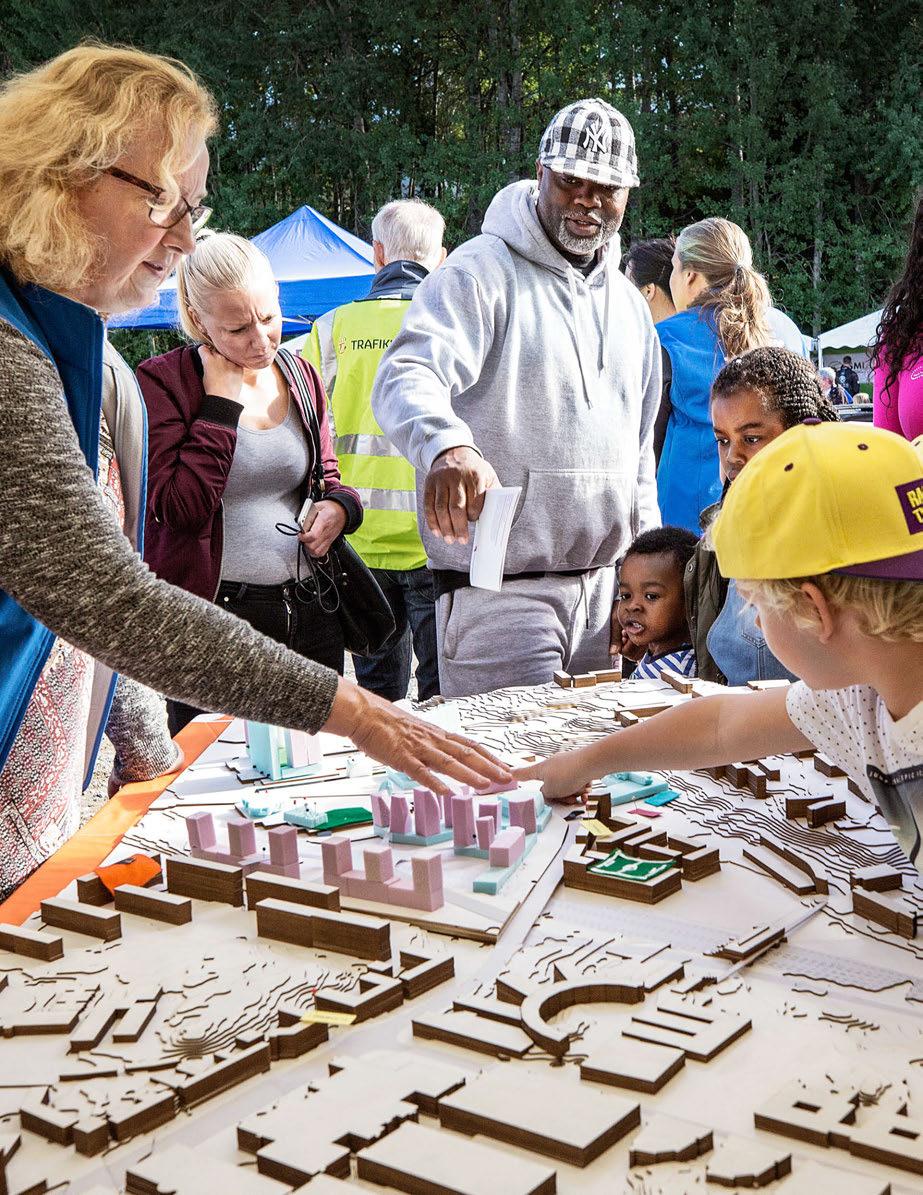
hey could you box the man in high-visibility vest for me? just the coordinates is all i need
[304,199,446,701]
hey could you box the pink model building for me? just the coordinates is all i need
[478,800,501,834]
[371,793,391,829]
[476,817,495,851]
[321,836,444,912]
[452,795,477,849]
[413,788,442,839]
[186,812,300,878]
[508,794,538,835]
[286,729,322,769]
[390,794,411,835]
[488,827,526,869]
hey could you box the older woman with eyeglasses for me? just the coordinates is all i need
[0,43,508,897]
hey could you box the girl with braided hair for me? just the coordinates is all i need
[872,193,923,440]
[685,347,838,684]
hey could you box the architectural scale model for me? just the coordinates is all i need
[0,674,921,1193]
[244,720,323,781]
[369,780,552,896]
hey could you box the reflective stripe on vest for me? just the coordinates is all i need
[335,432,404,459]
[353,486,417,513]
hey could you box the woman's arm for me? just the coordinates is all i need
[105,676,182,789]
[516,688,813,799]
[138,351,242,532]
[0,324,507,793]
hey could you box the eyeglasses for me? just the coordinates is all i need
[104,166,212,231]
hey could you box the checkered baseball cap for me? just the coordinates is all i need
[538,98,639,188]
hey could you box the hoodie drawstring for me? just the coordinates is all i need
[600,275,611,372]
[568,269,596,410]
[567,261,613,410]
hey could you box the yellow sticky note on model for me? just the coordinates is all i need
[582,819,612,838]
[300,1010,357,1027]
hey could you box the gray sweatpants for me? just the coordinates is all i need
[435,568,616,698]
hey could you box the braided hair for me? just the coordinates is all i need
[871,191,923,402]
[711,346,839,427]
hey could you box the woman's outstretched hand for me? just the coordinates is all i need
[324,679,512,795]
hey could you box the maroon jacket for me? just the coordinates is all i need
[137,345,362,601]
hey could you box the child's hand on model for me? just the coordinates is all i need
[514,756,588,804]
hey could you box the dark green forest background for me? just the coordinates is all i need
[2,0,921,353]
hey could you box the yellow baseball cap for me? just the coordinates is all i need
[712,422,923,580]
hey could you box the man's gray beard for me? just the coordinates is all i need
[554,212,618,257]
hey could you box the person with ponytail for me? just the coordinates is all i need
[872,193,923,441]
[685,347,839,685]
[656,217,773,532]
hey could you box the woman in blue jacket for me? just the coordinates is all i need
[656,218,773,532]
[0,44,506,898]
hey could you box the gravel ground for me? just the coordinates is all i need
[81,735,115,825]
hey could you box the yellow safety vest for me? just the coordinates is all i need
[304,298,425,571]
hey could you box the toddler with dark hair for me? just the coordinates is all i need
[617,526,699,680]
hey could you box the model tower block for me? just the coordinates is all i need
[321,837,444,912]
[186,812,300,878]
[246,722,323,782]
[371,787,455,846]
[451,782,550,895]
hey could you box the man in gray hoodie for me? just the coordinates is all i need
[372,99,661,698]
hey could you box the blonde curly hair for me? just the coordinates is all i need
[0,42,217,293]
[739,575,923,644]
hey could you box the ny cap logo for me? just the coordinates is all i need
[581,115,612,156]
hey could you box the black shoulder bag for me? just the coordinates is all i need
[276,348,397,657]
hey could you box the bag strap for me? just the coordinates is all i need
[276,347,326,500]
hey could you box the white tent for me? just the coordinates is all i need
[283,331,310,354]
[816,309,881,367]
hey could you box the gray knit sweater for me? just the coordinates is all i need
[0,320,338,734]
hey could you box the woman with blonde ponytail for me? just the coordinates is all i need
[138,231,367,733]
[655,217,773,531]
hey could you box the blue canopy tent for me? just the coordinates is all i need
[109,205,376,334]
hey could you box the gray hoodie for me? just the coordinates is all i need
[371,179,661,574]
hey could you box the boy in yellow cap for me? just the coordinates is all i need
[518,422,923,868]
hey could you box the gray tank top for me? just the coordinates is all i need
[220,400,311,585]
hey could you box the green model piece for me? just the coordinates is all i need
[284,805,372,833]
[588,850,677,882]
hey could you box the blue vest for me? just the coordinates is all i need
[0,272,141,783]
[656,309,725,533]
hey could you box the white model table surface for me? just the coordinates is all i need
[1,677,921,1194]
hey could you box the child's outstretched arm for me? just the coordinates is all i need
[515,688,814,800]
